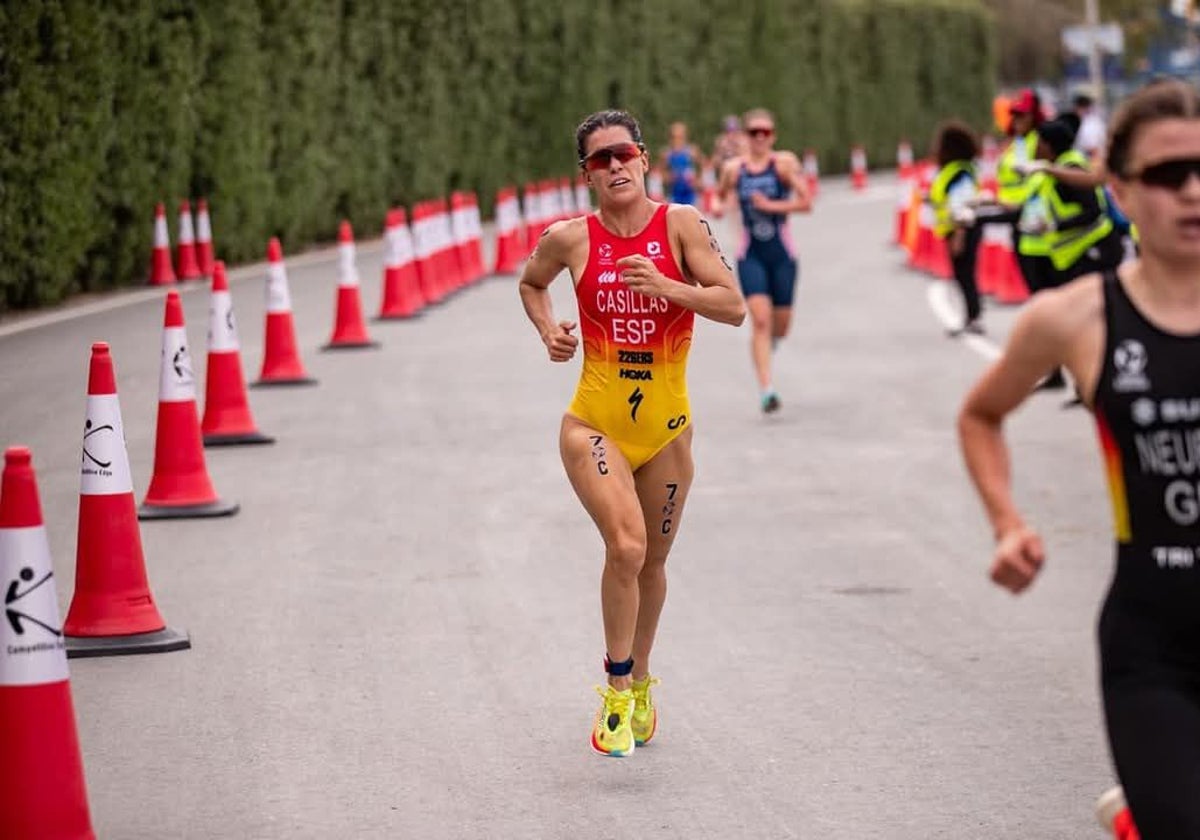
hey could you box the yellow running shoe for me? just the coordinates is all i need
[631,675,660,745]
[591,685,635,757]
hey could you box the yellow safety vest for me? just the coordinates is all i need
[1016,171,1052,257]
[1043,150,1114,271]
[928,160,975,238]
[996,131,1040,206]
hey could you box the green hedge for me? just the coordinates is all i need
[0,0,993,310]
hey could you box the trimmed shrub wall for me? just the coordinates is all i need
[0,0,993,309]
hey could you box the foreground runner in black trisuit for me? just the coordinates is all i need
[958,80,1200,839]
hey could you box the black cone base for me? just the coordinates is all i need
[138,498,240,520]
[66,626,191,658]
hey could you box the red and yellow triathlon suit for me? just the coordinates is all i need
[568,204,695,470]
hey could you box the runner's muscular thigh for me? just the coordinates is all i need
[634,426,695,559]
[560,416,647,544]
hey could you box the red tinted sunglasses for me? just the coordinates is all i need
[747,127,775,139]
[581,142,644,171]
[1129,158,1200,190]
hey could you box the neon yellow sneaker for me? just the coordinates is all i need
[631,675,660,745]
[590,685,635,757]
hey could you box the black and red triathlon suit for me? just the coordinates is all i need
[1092,269,1200,838]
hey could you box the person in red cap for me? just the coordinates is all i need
[995,89,1050,301]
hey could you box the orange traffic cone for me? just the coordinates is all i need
[139,291,239,519]
[896,140,915,179]
[467,192,486,280]
[195,198,215,278]
[851,144,869,190]
[324,220,378,350]
[450,193,477,288]
[377,207,425,319]
[64,343,191,656]
[574,174,592,216]
[176,200,202,281]
[0,446,96,840]
[493,187,525,275]
[149,202,176,286]
[255,238,318,386]
[803,149,820,198]
[201,262,274,445]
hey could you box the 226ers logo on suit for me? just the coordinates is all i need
[646,241,663,260]
[598,243,614,265]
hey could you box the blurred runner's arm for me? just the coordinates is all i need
[710,158,741,219]
[518,221,580,362]
[957,295,1072,593]
[747,152,811,214]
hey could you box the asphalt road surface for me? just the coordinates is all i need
[0,175,1116,839]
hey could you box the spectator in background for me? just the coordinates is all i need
[1072,91,1107,163]
[928,120,983,337]
[711,114,748,171]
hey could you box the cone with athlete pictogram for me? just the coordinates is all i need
[0,446,96,840]
[139,291,239,519]
[65,342,190,656]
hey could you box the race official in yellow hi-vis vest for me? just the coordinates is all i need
[1031,116,1125,285]
[1012,115,1126,396]
[928,120,983,336]
[994,89,1048,294]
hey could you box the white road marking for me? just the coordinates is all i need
[925,280,1001,361]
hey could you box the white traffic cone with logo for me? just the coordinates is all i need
[201,261,274,445]
[139,290,239,519]
[65,343,190,656]
[0,446,96,839]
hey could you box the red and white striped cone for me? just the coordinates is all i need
[575,174,592,216]
[522,183,540,255]
[149,202,176,286]
[492,187,525,275]
[851,144,869,190]
[255,238,318,386]
[433,199,463,296]
[467,192,486,280]
[323,220,378,350]
[558,177,576,221]
[0,446,96,840]
[803,149,820,198]
[450,192,477,288]
[896,140,915,180]
[647,171,665,202]
[377,207,425,319]
[410,202,440,305]
[175,200,202,281]
[139,291,239,519]
[201,262,274,445]
[65,343,191,656]
[195,198,215,278]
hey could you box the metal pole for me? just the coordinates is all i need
[1084,0,1106,107]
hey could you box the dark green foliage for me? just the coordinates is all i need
[0,0,993,310]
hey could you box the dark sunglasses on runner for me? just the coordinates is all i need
[747,127,775,139]
[580,142,644,171]
[1128,158,1200,189]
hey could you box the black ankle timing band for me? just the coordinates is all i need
[604,655,634,676]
